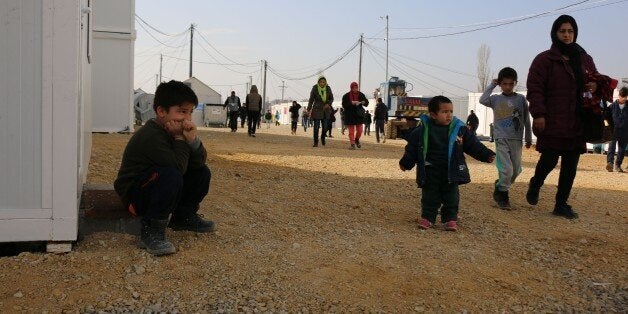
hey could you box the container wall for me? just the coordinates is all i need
[0,0,43,210]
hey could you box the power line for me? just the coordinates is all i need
[162,54,258,66]
[136,18,189,48]
[268,39,360,81]
[134,14,190,37]
[195,29,257,67]
[366,43,473,93]
[375,0,594,40]
[194,38,260,75]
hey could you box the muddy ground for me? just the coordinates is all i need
[0,124,626,312]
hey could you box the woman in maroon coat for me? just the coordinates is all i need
[525,15,599,219]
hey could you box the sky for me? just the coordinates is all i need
[133,0,628,103]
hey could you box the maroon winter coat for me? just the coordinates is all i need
[526,45,598,153]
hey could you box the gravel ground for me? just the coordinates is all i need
[1,124,627,313]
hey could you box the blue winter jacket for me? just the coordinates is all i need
[399,115,495,188]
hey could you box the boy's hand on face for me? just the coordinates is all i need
[182,120,198,143]
[165,120,185,140]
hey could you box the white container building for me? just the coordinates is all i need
[0,0,93,252]
[91,0,135,132]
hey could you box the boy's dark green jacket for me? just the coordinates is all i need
[114,119,207,204]
[399,115,495,188]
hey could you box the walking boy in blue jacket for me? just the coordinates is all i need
[479,67,532,209]
[607,86,628,172]
[400,96,495,231]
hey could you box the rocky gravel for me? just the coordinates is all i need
[1,125,626,312]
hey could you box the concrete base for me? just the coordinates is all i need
[79,184,140,238]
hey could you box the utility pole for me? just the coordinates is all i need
[262,60,268,112]
[279,80,288,104]
[155,74,159,90]
[159,54,163,83]
[189,24,194,78]
[384,15,389,83]
[358,34,363,91]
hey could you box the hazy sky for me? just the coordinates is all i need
[134,0,628,102]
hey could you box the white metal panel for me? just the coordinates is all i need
[50,0,82,241]
[0,219,53,242]
[0,0,43,210]
[91,33,133,132]
[92,0,134,33]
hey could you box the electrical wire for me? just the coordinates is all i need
[268,39,360,81]
[195,29,258,67]
[376,0,595,40]
[136,19,189,48]
[163,54,258,66]
[135,14,190,37]
[194,38,259,75]
[366,43,473,92]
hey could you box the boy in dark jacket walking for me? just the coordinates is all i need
[400,96,495,231]
[607,86,628,172]
[114,80,214,256]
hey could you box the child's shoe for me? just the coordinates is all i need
[444,220,458,232]
[417,218,432,230]
[606,163,614,172]
[355,140,362,148]
[526,178,541,205]
[615,165,624,173]
[350,144,356,150]
[552,204,578,219]
[493,182,512,210]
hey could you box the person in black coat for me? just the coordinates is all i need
[341,82,369,149]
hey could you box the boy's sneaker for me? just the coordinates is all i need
[552,204,578,220]
[355,140,362,148]
[169,214,216,233]
[614,165,624,173]
[350,144,356,150]
[444,220,458,232]
[493,182,512,210]
[606,163,614,172]
[417,218,432,230]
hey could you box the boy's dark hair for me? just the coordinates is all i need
[153,80,199,112]
[377,97,382,102]
[619,86,628,97]
[497,67,518,83]
[428,95,452,114]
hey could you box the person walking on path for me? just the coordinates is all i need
[225,91,241,132]
[245,85,262,137]
[289,101,302,135]
[374,97,388,143]
[239,104,247,128]
[307,76,334,147]
[264,110,273,129]
[526,15,602,219]
[342,82,369,149]
[466,110,479,135]
[479,67,532,210]
[364,110,373,136]
[301,109,309,132]
[399,96,495,231]
[275,110,281,126]
[326,106,338,137]
[606,86,628,172]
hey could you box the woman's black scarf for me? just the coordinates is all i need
[550,15,586,109]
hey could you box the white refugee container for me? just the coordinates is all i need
[0,0,93,252]
[91,0,135,132]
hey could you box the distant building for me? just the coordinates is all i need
[183,77,222,105]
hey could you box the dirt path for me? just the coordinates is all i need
[1,125,626,312]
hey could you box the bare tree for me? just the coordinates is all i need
[477,44,491,92]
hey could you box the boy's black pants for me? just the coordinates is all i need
[421,167,459,223]
[229,112,239,130]
[530,149,580,206]
[127,165,211,221]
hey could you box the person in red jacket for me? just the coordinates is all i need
[525,15,599,219]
